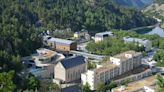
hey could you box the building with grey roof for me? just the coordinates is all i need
[55,56,87,82]
[43,36,77,51]
[48,37,74,45]
[123,36,152,51]
[95,31,114,42]
[60,56,86,69]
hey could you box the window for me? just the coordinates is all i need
[83,67,85,72]
[71,73,73,80]
[76,72,78,78]
[39,58,44,61]
[68,72,69,79]
[50,43,53,47]
[44,41,47,44]
[78,70,80,75]
[103,34,109,38]
[73,71,75,78]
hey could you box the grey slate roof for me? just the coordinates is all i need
[43,35,75,45]
[48,37,75,45]
[60,56,85,69]
[123,36,151,45]
[95,31,114,37]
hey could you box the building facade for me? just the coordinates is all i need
[94,31,114,42]
[43,36,77,51]
[55,56,87,82]
[81,51,143,90]
[110,51,143,75]
[82,63,119,90]
[114,69,152,85]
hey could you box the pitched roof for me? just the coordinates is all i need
[95,31,113,37]
[60,56,85,69]
[123,36,151,44]
[48,38,75,45]
[43,36,75,45]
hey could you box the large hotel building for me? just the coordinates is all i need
[81,51,143,90]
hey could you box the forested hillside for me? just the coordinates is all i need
[0,0,157,56]
[0,0,41,91]
[1,0,156,32]
[0,0,157,91]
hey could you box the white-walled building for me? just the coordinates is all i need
[110,51,143,75]
[123,36,152,51]
[81,63,119,90]
[81,51,143,90]
[95,31,114,42]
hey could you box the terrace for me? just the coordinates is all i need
[32,48,65,66]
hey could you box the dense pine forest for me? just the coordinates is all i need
[0,0,157,91]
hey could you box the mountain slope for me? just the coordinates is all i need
[143,1,164,27]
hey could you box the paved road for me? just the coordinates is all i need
[70,50,105,60]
